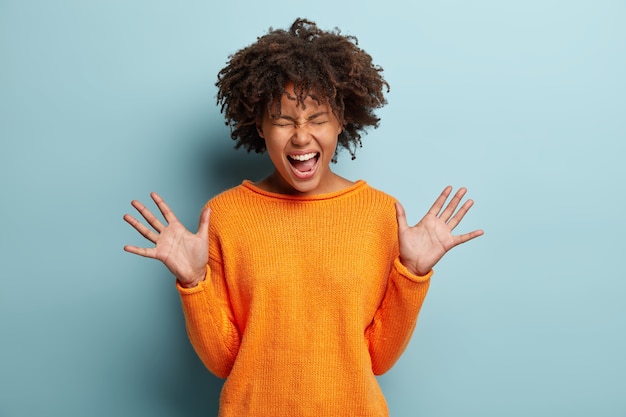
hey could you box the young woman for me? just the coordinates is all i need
[124,18,483,417]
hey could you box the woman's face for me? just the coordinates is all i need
[257,83,344,196]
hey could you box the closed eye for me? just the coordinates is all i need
[272,120,328,128]
[272,111,331,128]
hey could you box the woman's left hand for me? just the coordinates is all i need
[395,186,484,276]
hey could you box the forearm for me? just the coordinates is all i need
[366,258,431,375]
[178,267,240,378]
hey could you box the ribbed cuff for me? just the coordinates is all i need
[176,266,210,294]
[393,258,433,283]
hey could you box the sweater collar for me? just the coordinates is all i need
[240,179,367,201]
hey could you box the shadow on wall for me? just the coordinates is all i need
[195,128,274,197]
[147,286,226,415]
[140,129,273,416]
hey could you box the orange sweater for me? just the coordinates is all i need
[178,180,431,417]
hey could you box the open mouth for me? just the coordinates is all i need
[288,152,320,176]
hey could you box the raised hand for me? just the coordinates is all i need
[123,192,210,288]
[395,186,483,276]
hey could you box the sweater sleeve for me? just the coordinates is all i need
[365,258,431,375]
[177,251,240,378]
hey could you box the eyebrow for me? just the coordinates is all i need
[276,111,329,121]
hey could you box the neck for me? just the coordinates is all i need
[256,171,353,196]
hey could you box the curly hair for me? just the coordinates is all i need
[216,18,390,160]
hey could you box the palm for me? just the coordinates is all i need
[124,192,210,287]
[396,187,483,276]
[152,218,208,282]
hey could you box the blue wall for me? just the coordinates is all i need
[1,1,625,416]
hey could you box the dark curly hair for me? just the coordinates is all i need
[216,18,390,160]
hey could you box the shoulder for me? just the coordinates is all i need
[353,182,398,209]
[342,182,399,230]
[208,185,240,202]
[206,181,288,224]
[361,182,396,201]
[207,182,255,209]
[203,183,261,238]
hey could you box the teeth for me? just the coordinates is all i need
[290,153,317,161]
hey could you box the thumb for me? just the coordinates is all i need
[196,205,211,239]
[395,201,409,234]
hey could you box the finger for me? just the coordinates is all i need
[196,205,211,240]
[151,192,180,225]
[123,213,159,243]
[452,229,484,246]
[123,244,157,258]
[131,199,166,233]
[439,187,467,223]
[427,186,453,216]
[447,198,474,230]
[395,202,410,234]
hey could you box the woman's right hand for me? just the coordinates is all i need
[123,192,210,288]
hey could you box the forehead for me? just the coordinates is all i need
[268,82,330,114]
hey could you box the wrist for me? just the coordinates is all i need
[178,279,200,289]
[400,258,430,277]
[177,268,206,288]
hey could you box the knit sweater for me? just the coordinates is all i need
[177,180,431,417]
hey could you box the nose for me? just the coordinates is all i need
[290,123,313,147]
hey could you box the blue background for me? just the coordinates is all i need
[1,1,625,416]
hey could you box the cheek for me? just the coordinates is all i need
[264,137,286,160]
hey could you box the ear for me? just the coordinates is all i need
[256,124,265,139]
[336,121,344,136]
[336,114,345,136]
